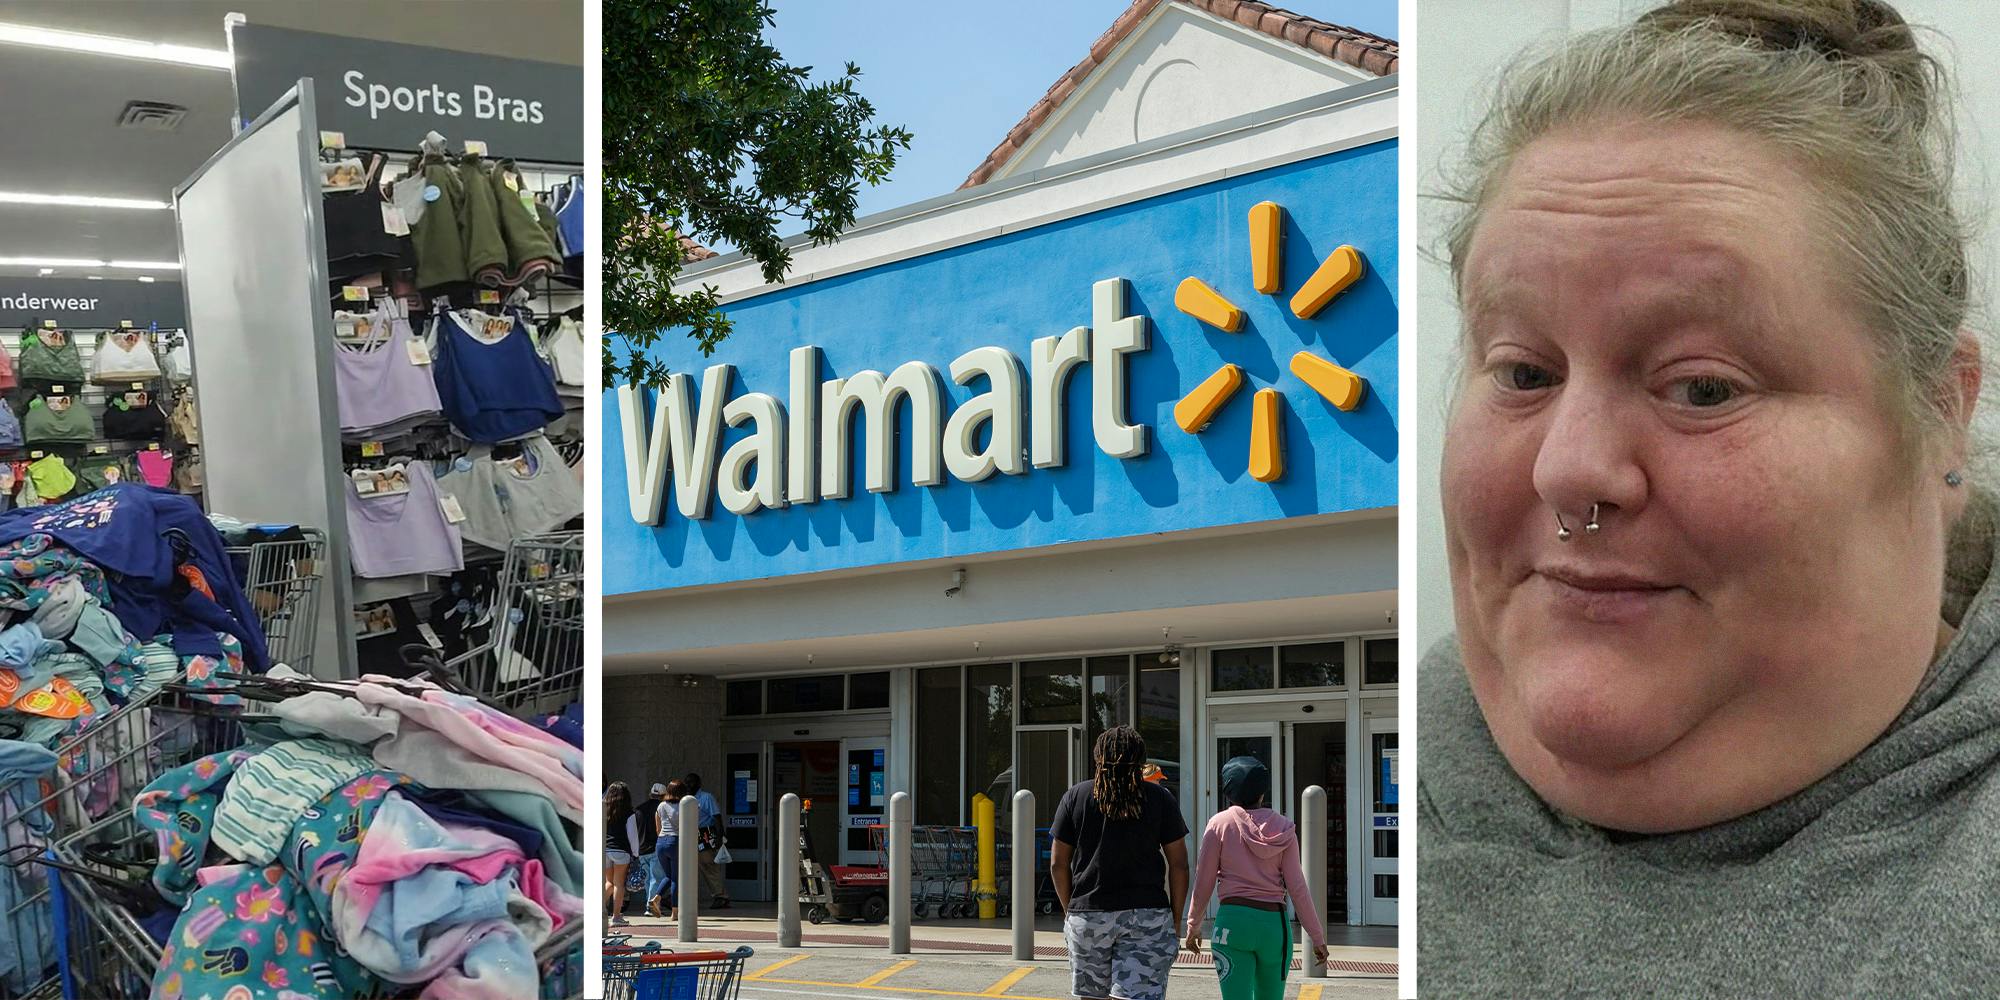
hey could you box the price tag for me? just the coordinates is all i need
[145,443,160,451]
[342,286,369,302]
[438,494,467,523]
[503,172,519,192]
[355,476,376,494]
[381,202,410,237]
[119,320,133,329]
[49,385,64,395]
[130,382,144,390]
[319,130,346,149]
[89,444,109,455]
[41,320,55,329]
[28,451,43,460]
[360,441,384,458]
[406,340,431,366]
[464,139,488,156]
[477,290,501,305]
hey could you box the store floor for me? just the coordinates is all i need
[616,903,1397,977]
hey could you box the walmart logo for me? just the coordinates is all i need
[1171,201,1366,482]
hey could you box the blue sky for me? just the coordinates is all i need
[763,0,1398,230]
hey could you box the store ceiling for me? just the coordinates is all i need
[0,1,582,279]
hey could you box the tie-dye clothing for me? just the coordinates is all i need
[278,771,418,995]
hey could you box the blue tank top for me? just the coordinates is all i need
[431,310,565,443]
[556,178,583,261]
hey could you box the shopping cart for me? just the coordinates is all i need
[604,945,753,1000]
[435,530,582,717]
[869,825,981,920]
[225,526,328,674]
[0,680,246,999]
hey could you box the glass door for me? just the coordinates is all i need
[1212,722,1279,813]
[721,742,763,902]
[1016,726,1080,828]
[1284,719,1348,927]
[1364,715,1399,925]
[842,737,890,866]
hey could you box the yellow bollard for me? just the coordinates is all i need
[973,792,997,919]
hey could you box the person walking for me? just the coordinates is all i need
[637,782,664,916]
[1051,726,1190,1000]
[603,782,640,927]
[686,772,731,909]
[1183,756,1330,1000]
[651,780,685,921]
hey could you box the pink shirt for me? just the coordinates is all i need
[1184,806,1327,948]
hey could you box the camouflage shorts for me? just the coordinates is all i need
[1063,907,1178,1000]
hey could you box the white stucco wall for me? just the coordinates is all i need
[998,2,1370,178]
[1414,0,2000,655]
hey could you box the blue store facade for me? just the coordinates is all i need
[604,0,1400,927]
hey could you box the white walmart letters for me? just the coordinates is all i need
[621,278,1150,522]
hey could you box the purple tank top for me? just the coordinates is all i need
[333,305,444,439]
[343,460,464,578]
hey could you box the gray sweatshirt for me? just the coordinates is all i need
[1418,492,2000,997]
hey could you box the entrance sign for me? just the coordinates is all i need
[229,23,582,163]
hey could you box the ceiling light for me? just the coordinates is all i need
[85,276,103,281]
[0,257,104,269]
[36,268,52,276]
[137,276,155,283]
[0,191,169,211]
[108,260,181,270]
[0,21,231,70]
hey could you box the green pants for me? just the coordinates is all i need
[1211,903,1293,1000]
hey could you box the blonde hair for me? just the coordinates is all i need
[1443,0,1973,448]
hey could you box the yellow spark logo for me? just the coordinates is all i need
[1171,201,1366,483]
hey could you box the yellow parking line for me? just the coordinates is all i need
[853,960,920,987]
[1299,984,1324,1000]
[981,967,1035,996]
[745,953,814,981]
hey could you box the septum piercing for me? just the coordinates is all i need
[1557,503,1603,543]
[1946,470,1964,488]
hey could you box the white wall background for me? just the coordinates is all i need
[1413,0,2000,655]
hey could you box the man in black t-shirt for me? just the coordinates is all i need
[1051,726,1190,1000]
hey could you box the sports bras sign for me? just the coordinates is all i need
[604,144,1399,592]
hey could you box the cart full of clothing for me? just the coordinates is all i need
[137,667,583,999]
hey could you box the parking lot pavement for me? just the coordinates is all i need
[726,949,1400,1000]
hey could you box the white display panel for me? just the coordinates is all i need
[174,84,354,676]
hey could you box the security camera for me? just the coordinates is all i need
[945,567,966,598]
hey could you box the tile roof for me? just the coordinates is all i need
[961,0,1398,189]
[680,236,717,263]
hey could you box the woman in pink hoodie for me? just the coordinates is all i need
[1183,756,1329,1000]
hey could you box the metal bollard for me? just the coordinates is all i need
[1012,789,1035,961]
[888,791,912,954]
[778,793,802,947]
[1302,785,1328,978]
[678,796,700,942]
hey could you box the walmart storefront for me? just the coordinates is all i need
[604,77,1399,926]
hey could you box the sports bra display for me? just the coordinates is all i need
[22,397,93,444]
[102,395,167,440]
[324,152,407,282]
[332,302,443,440]
[431,309,565,443]
[17,329,84,383]
[342,460,464,578]
[89,332,162,384]
[544,317,584,395]
[432,434,583,551]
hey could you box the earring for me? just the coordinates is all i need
[1556,511,1572,542]
[1585,502,1602,534]
[1946,470,1964,488]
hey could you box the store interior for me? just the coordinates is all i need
[0,3,586,997]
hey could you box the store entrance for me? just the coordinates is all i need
[1364,715,1399,926]
[773,740,844,879]
[1211,713,1351,927]
[1017,726,1082,827]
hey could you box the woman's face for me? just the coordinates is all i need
[1445,119,1969,833]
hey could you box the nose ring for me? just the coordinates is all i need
[1556,503,1604,542]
